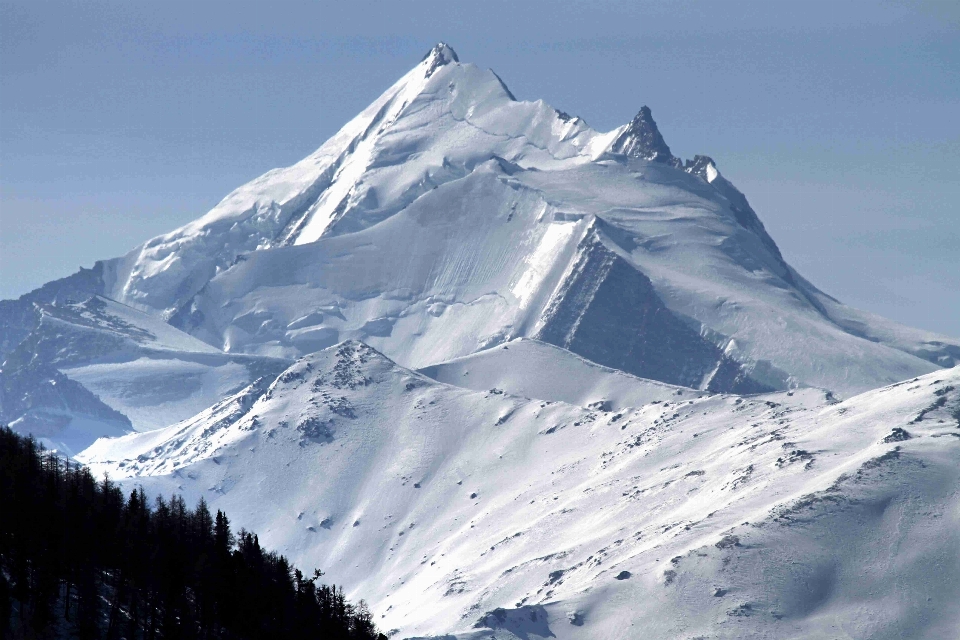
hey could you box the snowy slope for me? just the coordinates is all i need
[97,44,613,317]
[0,358,132,457]
[66,43,953,397]
[80,342,960,639]
[419,338,706,410]
[0,295,288,447]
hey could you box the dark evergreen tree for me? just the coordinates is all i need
[0,426,385,639]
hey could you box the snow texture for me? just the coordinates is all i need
[80,341,960,639]
[0,294,286,449]
[73,43,957,397]
[4,42,960,636]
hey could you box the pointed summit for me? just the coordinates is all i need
[421,42,459,77]
[610,106,680,167]
[684,154,719,183]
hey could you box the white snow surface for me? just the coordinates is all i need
[27,296,287,434]
[419,338,706,410]
[63,358,254,432]
[12,413,130,460]
[90,43,959,396]
[80,341,960,639]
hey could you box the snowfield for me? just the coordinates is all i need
[80,341,960,639]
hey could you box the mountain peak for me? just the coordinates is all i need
[421,42,459,77]
[685,154,720,183]
[610,105,681,167]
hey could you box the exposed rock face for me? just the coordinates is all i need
[536,224,771,393]
[610,105,682,167]
[421,42,459,77]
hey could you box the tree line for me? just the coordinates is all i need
[0,426,385,639]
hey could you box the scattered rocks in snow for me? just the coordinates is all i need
[296,417,334,441]
[912,395,948,423]
[715,535,742,549]
[614,570,631,580]
[567,610,585,625]
[882,427,912,443]
[776,449,814,469]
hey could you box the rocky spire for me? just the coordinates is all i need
[684,154,719,183]
[609,106,681,167]
[421,42,459,78]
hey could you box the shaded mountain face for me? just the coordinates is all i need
[0,294,288,449]
[534,223,770,393]
[80,340,960,639]
[1,41,958,446]
[5,42,960,640]
[609,105,681,166]
[0,358,131,456]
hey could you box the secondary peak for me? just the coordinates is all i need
[422,42,459,77]
[610,106,680,167]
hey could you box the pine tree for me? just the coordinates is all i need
[0,426,384,638]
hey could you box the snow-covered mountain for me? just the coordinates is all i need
[3,41,960,637]
[0,290,287,452]
[88,43,955,397]
[80,340,960,638]
[418,338,709,410]
[3,43,955,441]
[66,43,947,398]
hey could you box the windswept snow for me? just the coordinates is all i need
[80,342,960,639]
[419,338,706,410]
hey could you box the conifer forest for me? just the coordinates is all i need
[0,426,384,639]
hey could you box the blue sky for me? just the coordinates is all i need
[1,0,958,336]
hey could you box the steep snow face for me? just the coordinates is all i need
[418,338,707,410]
[159,150,946,395]
[3,41,959,444]
[80,342,960,639]
[101,43,610,318]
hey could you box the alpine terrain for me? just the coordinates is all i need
[4,44,960,638]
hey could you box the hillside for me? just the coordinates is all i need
[80,341,960,638]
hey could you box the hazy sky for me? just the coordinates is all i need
[1,0,958,336]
